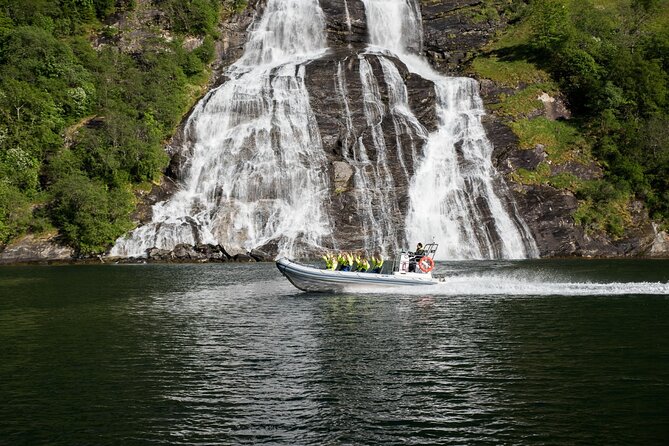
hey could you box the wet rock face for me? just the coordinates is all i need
[421,0,502,72]
[305,52,438,250]
[306,53,438,155]
[121,0,659,260]
[648,226,669,257]
[511,185,656,257]
[0,235,75,264]
[319,0,368,49]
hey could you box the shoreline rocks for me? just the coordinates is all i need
[1,235,667,266]
[0,234,75,265]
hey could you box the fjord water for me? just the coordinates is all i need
[2,261,668,444]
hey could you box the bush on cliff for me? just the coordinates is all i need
[476,0,669,234]
[0,1,222,253]
[50,173,134,255]
[527,0,669,226]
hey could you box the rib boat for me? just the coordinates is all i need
[276,243,442,293]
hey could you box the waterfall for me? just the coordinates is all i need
[343,0,353,44]
[361,0,538,259]
[362,0,423,55]
[333,55,430,256]
[110,0,333,258]
[333,57,407,254]
[406,79,538,259]
[377,56,428,183]
[110,0,538,260]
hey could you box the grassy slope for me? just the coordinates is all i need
[468,0,668,238]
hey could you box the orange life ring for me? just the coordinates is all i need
[418,256,434,273]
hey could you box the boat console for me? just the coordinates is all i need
[392,242,438,276]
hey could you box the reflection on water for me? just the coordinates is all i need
[0,261,668,444]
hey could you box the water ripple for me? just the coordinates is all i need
[0,261,668,444]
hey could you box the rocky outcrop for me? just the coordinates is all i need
[0,234,75,264]
[482,82,659,257]
[647,225,669,257]
[145,243,229,262]
[420,0,516,72]
[123,243,269,262]
[506,184,656,257]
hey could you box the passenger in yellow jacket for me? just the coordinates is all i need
[371,255,384,273]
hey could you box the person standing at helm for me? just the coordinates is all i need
[415,243,425,257]
[409,243,424,272]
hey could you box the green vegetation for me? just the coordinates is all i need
[489,83,558,117]
[470,56,550,88]
[573,180,633,237]
[0,0,232,254]
[472,0,669,235]
[511,117,590,164]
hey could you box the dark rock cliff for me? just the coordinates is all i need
[304,52,438,250]
[115,0,669,259]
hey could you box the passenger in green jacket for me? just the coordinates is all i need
[354,255,369,272]
[353,254,362,271]
[339,252,352,271]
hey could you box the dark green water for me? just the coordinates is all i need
[1,260,668,445]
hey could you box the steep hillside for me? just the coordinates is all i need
[0,0,250,260]
[433,0,669,256]
[1,0,667,262]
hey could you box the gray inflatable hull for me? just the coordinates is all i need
[276,257,438,293]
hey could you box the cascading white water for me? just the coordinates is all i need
[407,79,536,259]
[111,0,538,260]
[333,57,409,254]
[361,0,539,259]
[343,0,353,44]
[111,0,333,258]
[333,54,430,255]
[377,56,428,182]
[363,0,423,55]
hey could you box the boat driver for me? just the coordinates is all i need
[409,242,424,272]
[415,243,425,257]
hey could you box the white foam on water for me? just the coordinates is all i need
[348,274,669,296]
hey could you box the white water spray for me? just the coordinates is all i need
[347,276,669,296]
[111,0,333,258]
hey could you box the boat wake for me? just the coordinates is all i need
[352,272,669,296]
